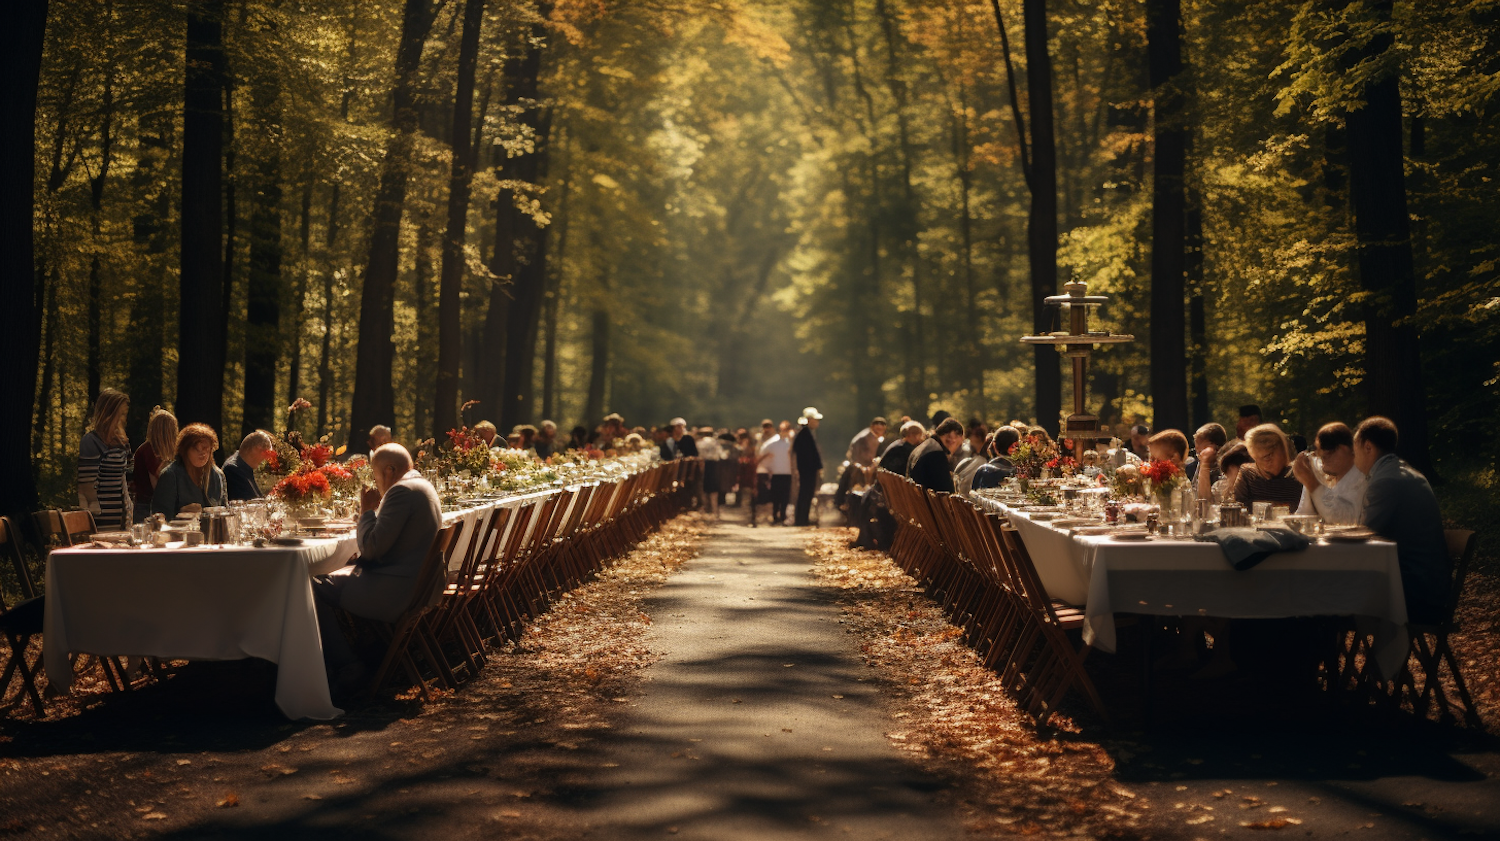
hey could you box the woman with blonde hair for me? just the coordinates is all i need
[1232,423,1303,508]
[130,407,178,520]
[152,423,228,518]
[78,388,132,530]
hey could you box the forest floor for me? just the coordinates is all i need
[2,508,1499,840]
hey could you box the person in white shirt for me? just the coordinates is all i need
[696,427,723,516]
[1291,421,1367,525]
[757,427,794,525]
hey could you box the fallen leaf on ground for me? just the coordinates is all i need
[216,794,238,808]
[143,812,167,821]
[1242,818,1302,829]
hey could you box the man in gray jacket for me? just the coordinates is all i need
[313,443,443,693]
[1354,416,1451,624]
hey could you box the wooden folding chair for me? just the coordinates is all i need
[34,509,97,548]
[997,524,1109,727]
[0,517,45,715]
[366,524,458,702]
[1392,529,1483,728]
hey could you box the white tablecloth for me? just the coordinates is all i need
[981,500,1411,678]
[44,536,358,720]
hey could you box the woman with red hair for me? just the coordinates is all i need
[151,423,228,518]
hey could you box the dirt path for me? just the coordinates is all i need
[562,519,964,840]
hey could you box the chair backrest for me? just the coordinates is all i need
[34,509,97,549]
[0,515,37,607]
[414,524,459,611]
[1443,528,1477,619]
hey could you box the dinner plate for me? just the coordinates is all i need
[1029,512,1060,521]
[1110,531,1153,541]
[1323,529,1376,543]
[270,537,305,546]
[1073,526,1115,536]
[1052,518,1101,528]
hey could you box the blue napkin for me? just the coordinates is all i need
[1194,526,1310,570]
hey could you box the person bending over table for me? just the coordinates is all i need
[152,423,228,518]
[1353,416,1450,625]
[1147,429,1189,469]
[222,430,273,502]
[908,417,965,493]
[1233,423,1304,509]
[312,443,442,695]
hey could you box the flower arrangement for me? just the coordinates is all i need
[270,469,332,511]
[1044,455,1079,477]
[441,426,498,476]
[1110,463,1144,499]
[1138,459,1184,505]
[317,462,360,497]
[1007,433,1058,479]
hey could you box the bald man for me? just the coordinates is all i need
[312,443,442,695]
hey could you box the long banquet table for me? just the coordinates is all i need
[43,488,566,721]
[976,497,1411,679]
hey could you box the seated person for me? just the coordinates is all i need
[1292,422,1367,525]
[971,426,1021,491]
[367,424,393,451]
[877,420,926,476]
[908,417,965,493]
[1186,422,1228,484]
[152,423,228,517]
[1146,429,1189,469]
[1233,423,1303,509]
[312,443,442,693]
[1354,417,1450,624]
[472,420,498,448]
[222,430,272,502]
[1208,441,1251,504]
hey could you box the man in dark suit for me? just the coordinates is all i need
[878,421,925,476]
[792,407,824,526]
[221,430,272,501]
[312,443,443,695]
[908,417,965,493]
[1354,416,1451,624]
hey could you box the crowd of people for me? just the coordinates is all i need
[838,403,1450,629]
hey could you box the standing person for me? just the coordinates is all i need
[908,417,965,493]
[131,407,178,521]
[695,426,721,515]
[79,388,133,530]
[222,430,274,501]
[717,431,738,506]
[757,421,794,525]
[845,417,886,475]
[737,433,760,524]
[792,407,824,526]
[152,423,229,518]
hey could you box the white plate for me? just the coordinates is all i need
[1111,531,1153,541]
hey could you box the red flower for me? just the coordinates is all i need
[1008,442,1020,455]
[264,451,282,472]
[1139,459,1181,484]
[304,444,333,467]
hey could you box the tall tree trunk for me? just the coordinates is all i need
[540,159,571,424]
[1342,0,1430,473]
[1187,186,1208,429]
[952,81,983,414]
[243,61,283,436]
[1023,0,1061,434]
[876,0,927,411]
[127,112,174,438]
[348,0,439,452]
[434,0,485,438]
[483,10,551,430]
[87,55,116,405]
[584,301,609,430]
[289,180,311,408]
[178,0,228,430]
[1147,0,1188,434]
[1,0,48,512]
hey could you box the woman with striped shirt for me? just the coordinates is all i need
[78,388,132,530]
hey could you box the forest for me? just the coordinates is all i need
[2,0,1497,512]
